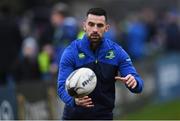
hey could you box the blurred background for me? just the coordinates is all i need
[0,0,180,120]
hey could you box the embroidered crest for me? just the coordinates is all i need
[78,53,85,59]
[105,50,115,59]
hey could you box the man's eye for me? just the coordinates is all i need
[97,24,104,28]
[88,22,95,27]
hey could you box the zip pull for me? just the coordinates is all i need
[95,59,98,64]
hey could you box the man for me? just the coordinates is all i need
[50,3,78,64]
[0,5,22,85]
[57,8,143,120]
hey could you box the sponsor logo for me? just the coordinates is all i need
[78,53,85,59]
[105,50,115,59]
[82,75,95,87]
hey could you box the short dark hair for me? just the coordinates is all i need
[87,8,107,21]
[52,2,68,16]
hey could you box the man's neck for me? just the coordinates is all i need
[90,42,101,52]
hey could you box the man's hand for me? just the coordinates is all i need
[75,96,94,108]
[115,74,137,89]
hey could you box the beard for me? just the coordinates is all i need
[88,33,102,43]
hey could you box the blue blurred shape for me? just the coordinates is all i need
[0,84,17,120]
[155,52,180,102]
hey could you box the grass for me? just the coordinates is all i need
[122,99,180,120]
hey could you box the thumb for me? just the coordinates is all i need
[115,76,126,82]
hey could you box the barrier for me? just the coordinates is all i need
[0,81,63,120]
[155,52,180,101]
[16,81,63,120]
[0,85,17,120]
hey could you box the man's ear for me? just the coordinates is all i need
[83,21,86,32]
[105,24,110,32]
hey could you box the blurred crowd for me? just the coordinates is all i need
[0,2,179,85]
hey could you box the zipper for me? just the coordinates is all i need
[94,47,100,64]
[95,59,98,64]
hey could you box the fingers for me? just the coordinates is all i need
[126,75,134,85]
[75,96,94,108]
[79,96,94,108]
[78,97,92,105]
[115,74,131,82]
[115,76,126,83]
[131,81,137,89]
[115,74,137,89]
[127,79,137,89]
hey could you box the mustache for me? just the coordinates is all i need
[90,33,100,36]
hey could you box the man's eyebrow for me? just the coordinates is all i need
[88,21,95,23]
[88,21,105,24]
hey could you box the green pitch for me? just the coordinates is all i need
[122,99,180,120]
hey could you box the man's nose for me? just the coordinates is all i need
[92,26,98,32]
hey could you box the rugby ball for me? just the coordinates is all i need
[65,68,97,98]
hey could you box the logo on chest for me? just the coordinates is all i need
[105,50,115,59]
[78,53,85,59]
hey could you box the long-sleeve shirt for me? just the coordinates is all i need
[57,35,143,119]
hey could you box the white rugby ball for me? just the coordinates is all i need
[65,68,97,98]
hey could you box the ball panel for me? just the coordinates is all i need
[65,68,97,97]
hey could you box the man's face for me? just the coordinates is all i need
[50,12,64,27]
[83,14,109,43]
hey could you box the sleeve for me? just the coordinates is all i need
[57,46,76,107]
[117,46,143,93]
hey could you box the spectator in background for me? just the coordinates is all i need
[0,5,22,85]
[12,37,40,83]
[165,10,180,51]
[141,8,157,43]
[50,2,79,64]
[38,44,57,82]
[40,3,78,63]
[140,8,165,55]
[50,2,68,46]
[124,13,147,60]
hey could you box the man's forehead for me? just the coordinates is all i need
[86,14,106,23]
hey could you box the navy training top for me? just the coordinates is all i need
[57,35,143,120]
